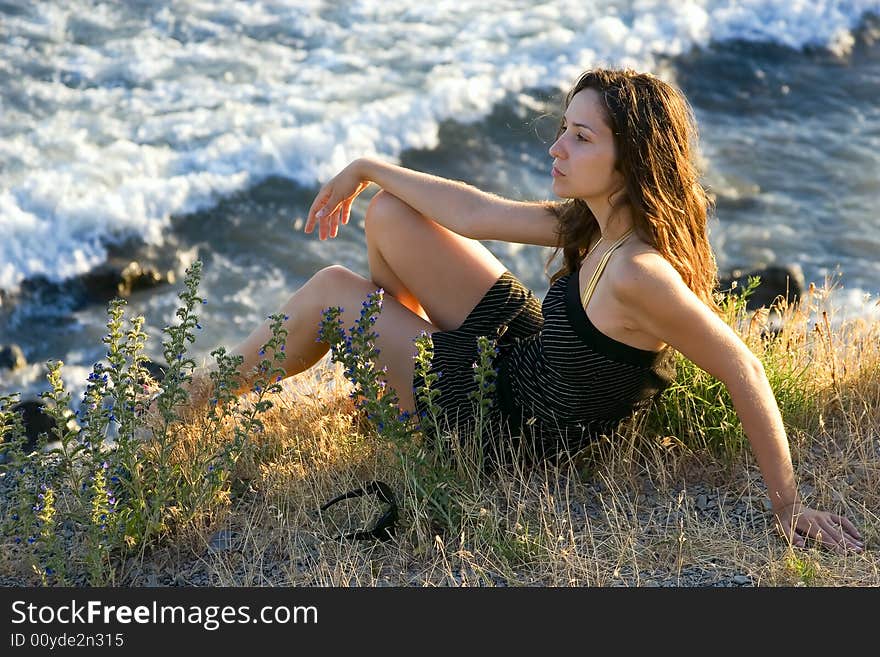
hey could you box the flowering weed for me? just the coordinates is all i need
[0,261,284,584]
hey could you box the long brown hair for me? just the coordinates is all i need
[545,68,722,314]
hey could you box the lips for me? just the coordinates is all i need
[552,166,565,177]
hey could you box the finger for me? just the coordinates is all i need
[811,517,860,554]
[306,188,333,233]
[844,538,864,554]
[831,514,862,541]
[330,207,342,238]
[818,517,851,546]
[354,180,370,201]
[340,197,355,225]
[783,524,806,549]
[306,197,329,234]
[827,518,864,552]
[318,201,340,240]
[318,198,338,224]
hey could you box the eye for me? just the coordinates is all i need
[559,123,588,141]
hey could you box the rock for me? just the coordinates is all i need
[1,259,176,314]
[11,399,56,451]
[208,529,235,552]
[717,264,804,312]
[143,565,160,588]
[0,344,27,371]
[733,574,751,585]
[78,259,174,305]
[143,359,168,383]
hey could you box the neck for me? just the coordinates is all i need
[588,201,634,244]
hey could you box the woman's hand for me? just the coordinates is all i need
[304,160,371,240]
[775,502,864,554]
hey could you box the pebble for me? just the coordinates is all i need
[208,529,234,552]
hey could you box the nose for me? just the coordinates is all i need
[548,135,565,160]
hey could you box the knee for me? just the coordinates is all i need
[296,265,346,302]
[301,265,359,317]
[311,264,355,289]
[364,190,415,236]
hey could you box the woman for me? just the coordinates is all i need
[184,68,862,554]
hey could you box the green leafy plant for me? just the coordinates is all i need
[0,260,286,585]
[317,289,503,540]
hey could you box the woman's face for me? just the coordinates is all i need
[548,88,625,203]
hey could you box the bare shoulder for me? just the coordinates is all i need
[608,238,762,383]
[609,239,682,292]
[608,240,686,333]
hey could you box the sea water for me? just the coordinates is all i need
[1,0,879,407]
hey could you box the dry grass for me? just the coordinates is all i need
[104,275,880,587]
[4,274,877,587]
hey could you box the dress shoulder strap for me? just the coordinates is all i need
[581,228,634,310]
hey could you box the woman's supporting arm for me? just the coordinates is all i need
[723,362,860,552]
[615,253,863,552]
[723,361,798,511]
[616,254,799,506]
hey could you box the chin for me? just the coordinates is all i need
[551,183,572,199]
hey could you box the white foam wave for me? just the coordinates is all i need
[1,0,878,293]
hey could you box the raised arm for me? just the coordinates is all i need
[304,157,561,246]
[468,197,561,246]
[353,157,488,238]
[615,253,864,554]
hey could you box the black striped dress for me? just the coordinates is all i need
[412,243,676,464]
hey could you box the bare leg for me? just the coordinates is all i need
[363,190,507,331]
[174,276,331,419]
[225,285,329,397]
[368,238,431,322]
[175,265,438,418]
[168,188,510,421]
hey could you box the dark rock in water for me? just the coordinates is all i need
[716,265,804,312]
[123,261,174,295]
[0,344,27,372]
[1,259,176,314]
[8,399,56,454]
[716,264,805,340]
[79,259,175,305]
[140,359,168,384]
